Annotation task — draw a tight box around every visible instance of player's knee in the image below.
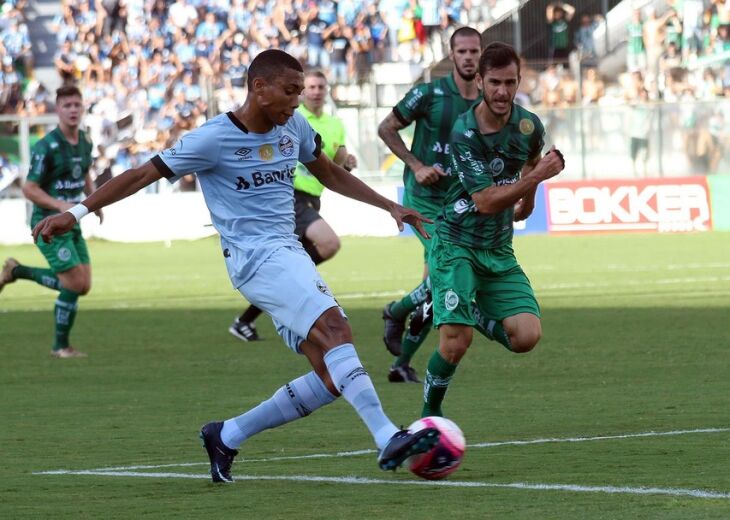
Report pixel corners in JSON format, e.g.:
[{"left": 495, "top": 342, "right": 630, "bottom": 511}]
[
  {"left": 510, "top": 328, "right": 541, "bottom": 353},
  {"left": 310, "top": 308, "right": 353, "bottom": 348},
  {"left": 318, "top": 236, "right": 340, "bottom": 260},
  {"left": 62, "top": 279, "right": 87, "bottom": 295},
  {"left": 439, "top": 327, "right": 472, "bottom": 363},
  {"left": 78, "top": 280, "right": 92, "bottom": 295}
]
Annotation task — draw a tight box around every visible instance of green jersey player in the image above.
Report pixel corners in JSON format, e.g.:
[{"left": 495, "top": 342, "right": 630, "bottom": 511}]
[
  {"left": 378, "top": 26, "right": 482, "bottom": 383},
  {"left": 0, "top": 85, "right": 102, "bottom": 358},
  {"left": 422, "top": 42, "right": 566, "bottom": 417}
]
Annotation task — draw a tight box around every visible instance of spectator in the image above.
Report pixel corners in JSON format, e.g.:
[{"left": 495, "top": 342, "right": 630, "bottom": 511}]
[
  {"left": 0, "top": 56, "right": 22, "bottom": 113},
  {"left": 575, "top": 13, "right": 601, "bottom": 67},
  {"left": 1, "top": 13, "right": 33, "bottom": 74},
  {"left": 581, "top": 67, "right": 605, "bottom": 105},
  {"left": 643, "top": 6, "right": 676, "bottom": 95},
  {"left": 546, "top": 1, "right": 575, "bottom": 64},
  {"left": 626, "top": 8, "right": 646, "bottom": 73},
  {"left": 365, "top": 3, "right": 388, "bottom": 63},
  {"left": 168, "top": 0, "right": 198, "bottom": 30},
  {"left": 54, "top": 39, "right": 78, "bottom": 84},
  {"left": 352, "top": 21, "right": 373, "bottom": 83},
  {"left": 325, "top": 20, "right": 352, "bottom": 85},
  {"left": 628, "top": 87, "right": 653, "bottom": 177},
  {"left": 305, "top": 7, "right": 329, "bottom": 68},
  {"left": 285, "top": 31, "right": 307, "bottom": 65}
]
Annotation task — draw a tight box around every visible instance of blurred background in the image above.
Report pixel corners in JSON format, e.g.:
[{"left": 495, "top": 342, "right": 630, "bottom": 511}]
[{"left": 0, "top": 0, "right": 728, "bottom": 243}]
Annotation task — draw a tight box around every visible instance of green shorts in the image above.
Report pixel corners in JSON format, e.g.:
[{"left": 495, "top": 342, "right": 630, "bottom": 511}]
[
  {"left": 36, "top": 224, "right": 90, "bottom": 273},
  {"left": 402, "top": 190, "right": 444, "bottom": 262},
  {"left": 428, "top": 233, "right": 540, "bottom": 330}
]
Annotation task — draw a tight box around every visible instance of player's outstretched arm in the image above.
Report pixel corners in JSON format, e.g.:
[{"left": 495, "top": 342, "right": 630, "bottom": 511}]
[
  {"left": 32, "top": 161, "right": 164, "bottom": 244},
  {"left": 303, "top": 153, "right": 433, "bottom": 238}
]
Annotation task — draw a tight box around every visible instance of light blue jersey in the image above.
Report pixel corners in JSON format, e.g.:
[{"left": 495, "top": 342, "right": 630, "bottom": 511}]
[{"left": 152, "top": 111, "right": 322, "bottom": 287}]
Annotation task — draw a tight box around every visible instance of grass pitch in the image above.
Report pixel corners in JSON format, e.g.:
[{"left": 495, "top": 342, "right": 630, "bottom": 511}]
[{"left": 1, "top": 232, "right": 729, "bottom": 519}]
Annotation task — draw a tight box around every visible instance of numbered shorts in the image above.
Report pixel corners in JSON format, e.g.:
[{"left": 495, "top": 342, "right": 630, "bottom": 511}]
[
  {"left": 35, "top": 224, "right": 89, "bottom": 273},
  {"left": 238, "top": 243, "right": 343, "bottom": 353},
  {"left": 402, "top": 189, "right": 443, "bottom": 262},
  {"left": 427, "top": 233, "right": 540, "bottom": 329}
]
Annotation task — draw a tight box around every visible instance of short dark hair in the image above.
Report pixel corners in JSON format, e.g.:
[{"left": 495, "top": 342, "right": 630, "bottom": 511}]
[
  {"left": 449, "top": 26, "right": 481, "bottom": 50},
  {"left": 478, "top": 42, "right": 521, "bottom": 78},
  {"left": 56, "top": 85, "right": 82, "bottom": 103},
  {"left": 247, "top": 49, "right": 304, "bottom": 89}
]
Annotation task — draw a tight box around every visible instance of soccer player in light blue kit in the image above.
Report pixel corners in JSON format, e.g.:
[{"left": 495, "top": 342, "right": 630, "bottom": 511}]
[{"left": 33, "top": 50, "right": 439, "bottom": 483}]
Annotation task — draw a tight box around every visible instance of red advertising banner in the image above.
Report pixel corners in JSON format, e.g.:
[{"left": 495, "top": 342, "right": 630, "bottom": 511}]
[{"left": 546, "top": 177, "right": 712, "bottom": 234}]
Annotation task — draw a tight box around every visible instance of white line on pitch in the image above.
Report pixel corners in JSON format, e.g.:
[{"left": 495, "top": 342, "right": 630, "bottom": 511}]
[
  {"left": 44, "top": 426, "right": 730, "bottom": 473},
  {"left": 32, "top": 471, "right": 730, "bottom": 500},
  {"left": 469, "top": 427, "right": 730, "bottom": 448}
]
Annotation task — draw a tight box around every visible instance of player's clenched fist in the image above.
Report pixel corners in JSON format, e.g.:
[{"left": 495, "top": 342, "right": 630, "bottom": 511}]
[
  {"left": 32, "top": 212, "right": 76, "bottom": 244},
  {"left": 538, "top": 146, "right": 566, "bottom": 180}
]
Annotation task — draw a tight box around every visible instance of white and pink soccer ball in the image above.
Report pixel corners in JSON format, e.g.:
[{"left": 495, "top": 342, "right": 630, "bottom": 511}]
[{"left": 407, "top": 416, "right": 466, "bottom": 480}]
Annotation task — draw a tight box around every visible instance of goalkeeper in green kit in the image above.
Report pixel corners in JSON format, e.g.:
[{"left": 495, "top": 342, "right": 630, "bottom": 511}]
[{"left": 422, "top": 42, "right": 565, "bottom": 417}]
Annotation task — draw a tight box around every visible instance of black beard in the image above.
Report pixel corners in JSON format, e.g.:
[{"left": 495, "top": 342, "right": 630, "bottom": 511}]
[
  {"left": 483, "top": 94, "right": 511, "bottom": 117},
  {"left": 456, "top": 69, "right": 477, "bottom": 81}
]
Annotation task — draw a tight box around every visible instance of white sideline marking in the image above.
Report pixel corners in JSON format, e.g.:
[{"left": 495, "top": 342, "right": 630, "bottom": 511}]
[
  {"left": 9, "top": 272, "right": 730, "bottom": 311},
  {"left": 33, "top": 471, "right": 730, "bottom": 500},
  {"left": 469, "top": 427, "right": 730, "bottom": 448},
  {"left": 35, "top": 426, "right": 729, "bottom": 472}
]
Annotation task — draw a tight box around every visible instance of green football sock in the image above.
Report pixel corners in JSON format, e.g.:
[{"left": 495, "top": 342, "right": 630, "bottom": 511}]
[
  {"left": 421, "top": 349, "right": 458, "bottom": 417},
  {"left": 53, "top": 289, "right": 79, "bottom": 351},
  {"left": 12, "top": 265, "right": 62, "bottom": 291},
  {"left": 389, "top": 278, "right": 430, "bottom": 320},
  {"left": 475, "top": 317, "right": 513, "bottom": 351},
  {"left": 395, "top": 318, "right": 432, "bottom": 367}
]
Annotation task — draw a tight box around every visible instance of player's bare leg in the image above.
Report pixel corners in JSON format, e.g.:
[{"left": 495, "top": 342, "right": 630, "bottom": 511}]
[{"left": 304, "top": 218, "right": 340, "bottom": 262}]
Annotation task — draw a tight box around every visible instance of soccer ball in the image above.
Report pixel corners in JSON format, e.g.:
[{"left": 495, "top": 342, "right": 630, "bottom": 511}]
[{"left": 407, "top": 416, "right": 465, "bottom": 480}]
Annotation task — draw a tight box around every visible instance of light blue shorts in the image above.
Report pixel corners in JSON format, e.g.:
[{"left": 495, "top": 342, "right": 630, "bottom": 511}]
[{"left": 237, "top": 243, "right": 342, "bottom": 353}]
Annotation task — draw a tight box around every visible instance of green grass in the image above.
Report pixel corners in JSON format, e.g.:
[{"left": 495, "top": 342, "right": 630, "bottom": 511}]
[{"left": 1, "top": 233, "right": 729, "bottom": 519}]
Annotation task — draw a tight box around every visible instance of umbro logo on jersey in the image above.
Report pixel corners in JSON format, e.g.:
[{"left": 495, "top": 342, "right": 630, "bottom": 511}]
[{"left": 235, "top": 147, "right": 252, "bottom": 160}]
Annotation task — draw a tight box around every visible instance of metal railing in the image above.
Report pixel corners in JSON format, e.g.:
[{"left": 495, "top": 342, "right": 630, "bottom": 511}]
[{"left": 1, "top": 98, "right": 727, "bottom": 200}]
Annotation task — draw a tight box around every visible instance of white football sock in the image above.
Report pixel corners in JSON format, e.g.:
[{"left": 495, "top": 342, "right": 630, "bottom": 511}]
[
  {"left": 323, "top": 344, "right": 398, "bottom": 449},
  {"left": 220, "top": 371, "right": 337, "bottom": 449}
]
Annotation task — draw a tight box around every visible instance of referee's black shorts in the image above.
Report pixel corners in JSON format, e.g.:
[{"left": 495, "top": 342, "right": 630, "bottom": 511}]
[{"left": 294, "top": 189, "right": 322, "bottom": 240}]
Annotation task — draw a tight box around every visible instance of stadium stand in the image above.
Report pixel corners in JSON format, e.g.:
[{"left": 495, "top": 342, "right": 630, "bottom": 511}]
[{"left": 0, "top": 0, "right": 728, "bottom": 194}]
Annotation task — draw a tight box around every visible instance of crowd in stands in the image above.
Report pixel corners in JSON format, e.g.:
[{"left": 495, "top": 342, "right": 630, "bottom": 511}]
[
  {"left": 2, "top": 0, "right": 522, "bottom": 186},
  {"left": 530, "top": 0, "right": 730, "bottom": 108},
  {"left": 1, "top": 0, "right": 729, "bottom": 183},
  {"left": 0, "top": 1, "right": 43, "bottom": 117},
  {"left": 527, "top": 1, "right": 729, "bottom": 174}
]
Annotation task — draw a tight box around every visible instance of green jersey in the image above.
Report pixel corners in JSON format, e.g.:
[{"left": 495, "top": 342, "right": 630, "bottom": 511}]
[
  {"left": 393, "top": 73, "right": 479, "bottom": 205},
  {"left": 438, "top": 103, "right": 545, "bottom": 250},
  {"left": 627, "top": 22, "right": 644, "bottom": 55},
  {"left": 550, "top": 19, "right": 570, "bottom": 50},
  {"left": 27, "top": 127, "right": 93, "bottom": 226},
  {"left": 293, "top": 104, "right": 346, "bottom": 197}
]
